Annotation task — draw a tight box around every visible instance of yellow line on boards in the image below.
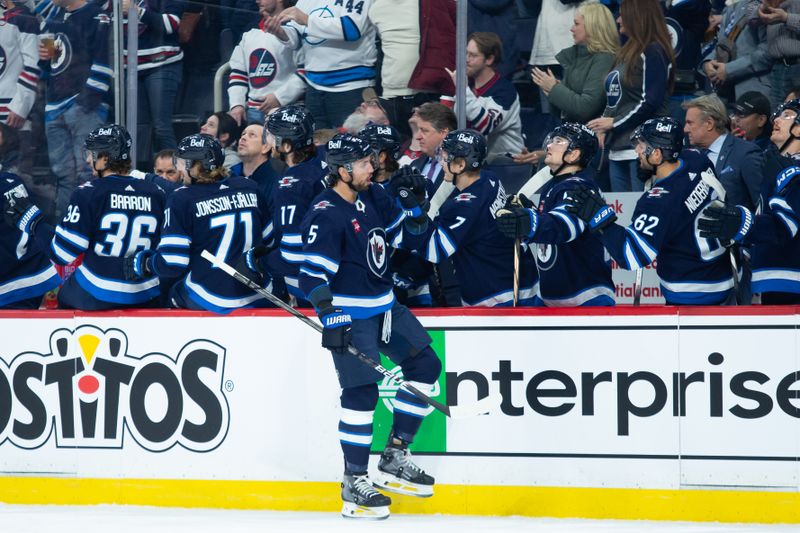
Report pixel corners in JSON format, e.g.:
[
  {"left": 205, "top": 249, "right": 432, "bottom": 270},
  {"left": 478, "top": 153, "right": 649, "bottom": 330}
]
[{"left": 0, "top": 478, "right": 798, "bottom": 523}]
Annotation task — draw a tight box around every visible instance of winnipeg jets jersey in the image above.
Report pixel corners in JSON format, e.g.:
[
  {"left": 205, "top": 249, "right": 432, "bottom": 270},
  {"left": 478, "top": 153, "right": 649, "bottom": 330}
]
[
  {"left": 459, "top": 73, "right": 524, "bottom": 163},
  {"left": 399, "top": 171, "right": 538, "bottom": 306},
  {"left": 526, "top": 170, "right": 614, "bottom": 306},
  {"left": 41, "top": 2, "right": 111, "bottom": 121},
  {"left": 228, "top": 22, "right": 306, "bottom": 110},
  {"left": 0, "top": 173, "right": 61, "bottom": 307},
  {"left": 280, "top": 0, "right": 377, "bottom": 91},
  {"left": 266, "top": 159, "right": 328, "bottom": 298},
  {"left": 0, "top": 5, "right": 39, "bottom": 125},
  {"left": 152, "top": 177, "right": 273, "bottom": 314},
  {"left": 600, "top": 150, "right": 733, "bottom": 305},
  {"left": 50, "top": 175, "right": 165, "bottom": 308},
  {"left": 125, "top": 0, "right": 185, "bottom": 71},
  {"left": 749, "top": 151, "right": 800, "bottom": 295},
  {"left": 298, "top": 185, "right": 404, "bottom": 318}
]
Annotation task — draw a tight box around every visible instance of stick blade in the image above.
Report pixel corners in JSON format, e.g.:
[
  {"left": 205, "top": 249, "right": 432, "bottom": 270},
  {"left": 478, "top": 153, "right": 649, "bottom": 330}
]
[{"left": 446, "top": 393, "right": 502, "bottom": 419}]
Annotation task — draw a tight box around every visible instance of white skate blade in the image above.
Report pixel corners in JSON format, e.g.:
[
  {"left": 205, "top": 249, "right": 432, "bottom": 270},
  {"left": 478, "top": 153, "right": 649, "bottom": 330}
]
[
  {"left": 341, "top": 501, "right": 390, "bottom": 520},
  {"left": 372, "top": 470, "right": 434, "bottom": 498}
]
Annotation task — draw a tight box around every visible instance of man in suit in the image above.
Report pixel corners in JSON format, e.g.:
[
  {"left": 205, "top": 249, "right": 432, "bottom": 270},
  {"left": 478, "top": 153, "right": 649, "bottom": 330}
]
[
  {"left": 410, "top": 102, "right": 457, "bottom": 217},
  {"left": 682, "top": 94, "right": 764, "bottom": 210}
]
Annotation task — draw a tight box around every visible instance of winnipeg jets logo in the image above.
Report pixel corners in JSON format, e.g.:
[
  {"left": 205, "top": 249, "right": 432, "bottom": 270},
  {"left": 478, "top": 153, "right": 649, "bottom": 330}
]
[
  {"left": 366, "top": 228, "right": 387, "bottom": 278},
  {"left": 534, "top": 243, "right": 557, "bottom": 271},
  {"left": 278, "top": 176, "right": 299, "bottom": 188},
  {"left": 647, "top": 187, "right": 669, "bottom": 198},
  {"left": 454, "top": 192, "right": 476, "bottom": 203},
  {"left": 248, "top": 49, "right": 277, "bottom": 88},
  {"left": 313, "top": 200, "right": 333, "bottom": 210},
  {"left": 49, "top": 33, "right": 72, "bottom": 77},
  {"left": 605, "top": 71, "right": 621, "bottom": 108}
]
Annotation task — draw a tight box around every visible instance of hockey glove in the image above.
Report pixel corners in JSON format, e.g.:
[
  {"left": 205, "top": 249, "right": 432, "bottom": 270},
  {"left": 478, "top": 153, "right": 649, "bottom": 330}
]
[
  {"left": 505, "top": 193, "right": 535, "bottom": 210},
  {"left": 317, "top": 301, "right": 353, "bottom": 352},
  {"left": 235, "top": 245, "right": 270, "bottom": 286},
  {"left": 564, "top": 187, "right": 617, "bottom": 233},
  {"left": 396, "top": 187, "right": 427, "bottom": 221},
  {"left": 123, "top": 249, "right": 155, "bottom": 281},
  {"left": 3, "top": 190, "right": 42, "bottom": 234},
  {"left": 698, "top": 200, "right": 753, "bottom": 244},
  {"left": 389, "top": 166, "right": 427, "bottom": 197},
  {"left": 495, "top": 207, "right": 538, "bottom": 240}
]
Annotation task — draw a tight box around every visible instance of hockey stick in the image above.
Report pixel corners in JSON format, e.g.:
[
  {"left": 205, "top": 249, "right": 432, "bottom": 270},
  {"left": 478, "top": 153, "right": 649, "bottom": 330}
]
[
  {"left": 510, "top": 194, "right": 524, "bottom": 307},
  {"left": 201, "top": 250, "right": 500, "bottom": 419}
]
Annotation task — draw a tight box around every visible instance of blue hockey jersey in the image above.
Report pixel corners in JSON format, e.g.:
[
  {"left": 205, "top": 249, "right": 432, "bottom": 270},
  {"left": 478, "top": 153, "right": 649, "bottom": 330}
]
[
  {"left": 124, "top": 0, "right": 185, "bottom": 71},
  {"left": 298, "top": 184, "right": 405, "bottom": 319},
  {"left": 266, "top": 158, "right": 328, "bottom": 298},
  {"left": 748, "top": 150, "right": 800, "bottom": 295},
  {"left": 50, "top": 175, "right": 165, "bottom": 308},
  {"left": 152, "top": 177, "right": 273, "bottom": 314},
  {"left": 0, "top": 173, "right": 61, "bottom": 307},
  {"left": 600, "top": 150, "right": 733, "bottom": 305},
  {"left": 526, "top": 170, "right": 614, "bottom": 307},
  {"left": 40, "top": 2, "right": 111, "bottom": 121},
  {"left": 399, "top": 171, "right": 538, "bottom": 307}
]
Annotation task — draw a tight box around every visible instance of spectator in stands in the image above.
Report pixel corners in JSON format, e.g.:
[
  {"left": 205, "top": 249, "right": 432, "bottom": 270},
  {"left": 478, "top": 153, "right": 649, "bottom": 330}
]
[
  {"left": 40, "top": 0, "right": 111, "bottom": 219},
  {"left": 410, "top": 102, "right": 457, "bottom": 211},
  {"left": 587, "top": 0, "right": 675, "bottom": 192},
  {"left": 759, "top": 0, "right": 800, "bottom": 107},
  {"left": 123, "top": 0, "right": 185, "bottom": 155},
  {"left": 467, "top": 0, "right": 518, "bottom": 79},
  {"left": 200, "top": 112, "right": 243, "bottom": 169},
  {"left": 221, "top": 0, "right": 261, "bottom": 45},
  {"left": 231, "top": 123, "right": 278, "bottom": 200},
  {"left": 153, "top": 149, "right": 179, "bottom": 182},
  {"left": 682, "top": 94, "right": 764, "bottom": 210},
  {"left": 444, "top": 32, "right": 524, "bottom": 164},
  {"left": 369, "top": 0, "right": 452, "bottom": 139},
  {"left": 0, "top": 0, "right": 38, "bottom": 133},
  {"left": 342, "top": 91, "right": 391, "bottom": 133},
  {"left": 786, "top": 85, "right": 800, "bottom": 101},
  {"left": 264, "top": 0, "right": 378, "bottom": 129},
  {"left": 700, "top": 0, "right": 772, "bottom": 106},
  {"left": 529, "top": 0, "right": 584, "bottom": 114},
  {"left": 228, "top": 0, "right": 306, "bottom": 127},
  {"left": 534, "top": 3, "right": 618, "bottom": 125},
  {"left": 731, "top": 91, "right": 773, "bottom": 150}
]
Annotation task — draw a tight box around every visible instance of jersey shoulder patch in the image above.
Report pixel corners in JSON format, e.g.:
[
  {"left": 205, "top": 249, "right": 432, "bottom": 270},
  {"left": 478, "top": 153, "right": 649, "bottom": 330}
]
[
  {"left": 278, "top": 176, "right": 300, "bottom": 189},
  {"left": 312, "top": 199, "right": 335, "bottom": 211},
  {"left": 453, "top": 192, "right": 477, "bottom": 203},
  {"left": 647, "top": 186, "right": 670, "bottom": 198}
]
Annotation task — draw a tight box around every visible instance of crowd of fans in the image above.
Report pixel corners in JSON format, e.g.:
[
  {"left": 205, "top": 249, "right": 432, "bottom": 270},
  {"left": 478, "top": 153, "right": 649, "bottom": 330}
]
[{"left": 2, "top": 0, "right": 800, "bottom": 311}]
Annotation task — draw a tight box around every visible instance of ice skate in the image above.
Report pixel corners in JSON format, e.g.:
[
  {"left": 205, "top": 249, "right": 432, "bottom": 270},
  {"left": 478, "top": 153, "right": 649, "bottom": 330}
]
[
  {"left": 341, "top": 473, "right": 391, "bottom": 519},
  {"left": 373, "top": 441, "right": 435, "bottom": 497}
]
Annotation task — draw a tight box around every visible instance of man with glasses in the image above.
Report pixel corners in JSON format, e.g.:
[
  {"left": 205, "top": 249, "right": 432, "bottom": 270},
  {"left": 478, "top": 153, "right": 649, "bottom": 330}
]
[{"left": 698, "top": 99, "right": 800, "bottom": 304}]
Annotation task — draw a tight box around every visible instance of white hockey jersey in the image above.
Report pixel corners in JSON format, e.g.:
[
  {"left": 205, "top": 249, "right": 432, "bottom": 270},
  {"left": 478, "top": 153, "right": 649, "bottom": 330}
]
[
  {"left": 281, "top": 0, "right": 377, "bottom": 92},
  {"left": 0, "top": 5, "right": 39, "bottom": 126},
  {"left": 455, "top": 72, "right": 524, "bottom": 163},
  {"left": 228, "top": 21, "right": 306, "bottom": 111}
]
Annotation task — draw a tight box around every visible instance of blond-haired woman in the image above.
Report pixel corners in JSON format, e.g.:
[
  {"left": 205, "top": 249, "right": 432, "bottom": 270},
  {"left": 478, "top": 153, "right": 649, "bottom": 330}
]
[{"left": 533, "top": 2, "right": 620, "bottom": 123}]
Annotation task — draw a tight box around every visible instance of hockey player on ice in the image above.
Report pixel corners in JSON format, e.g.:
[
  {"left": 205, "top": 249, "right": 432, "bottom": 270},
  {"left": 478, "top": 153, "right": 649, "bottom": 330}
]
[
  {"left": 298, "top": 134, "right": 441, "bottom": 519},
  {"left": 566, "top": 117, "right": 735, "bottom": 305},
  {"left": 495, "top": 123, "right": 614, "bottom": 307}
]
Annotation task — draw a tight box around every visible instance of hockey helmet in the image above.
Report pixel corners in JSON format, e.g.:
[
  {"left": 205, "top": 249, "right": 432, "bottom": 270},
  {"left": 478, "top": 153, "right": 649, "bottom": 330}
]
[
  {"left": 177, "top": 133, "right": 225, "bottom": 172},
  {"left": 84, "top": 124, "right": 132, "bottom": 163},
  {"left": 772, "top": 99, "right": 800, "bottom": 125},
  {"left": 543, "top": 122, "right": 598, "bottom": 167},
  {"left": 359, "top": 124, "right": 402, "bottom": 161},
  {"left": 441, "top": 129, "right": 487, "bottom": 170},
  {"left": 266, "top": 105, "right": 315, "bottom": 150},
  {"left": 630, "top": 117, "right": 683, "bottom": 162},
  {"left": 326, "top": 133, "right": 373, "bottom": 173}
]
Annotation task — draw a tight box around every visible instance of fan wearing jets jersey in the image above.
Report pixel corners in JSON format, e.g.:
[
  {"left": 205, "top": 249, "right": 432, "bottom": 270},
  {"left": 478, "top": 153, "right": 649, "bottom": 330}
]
[
  {"left": 495, "top": 123, "right": 614, "bottom": 307},
  {"left": 395, "top": 128, "right": 538, "bottom": 306},
  {"left": 2, "top": 125, "right": 166, "bottom": 310},
  {"left": 124, "top": 134, "right": 273, "bottom": 313},
  {"left": 298, "top": 134, "right": 441, "bottom": 519},
  {"left": 566, "top": 117, "right": 735, "bottom": 305}
]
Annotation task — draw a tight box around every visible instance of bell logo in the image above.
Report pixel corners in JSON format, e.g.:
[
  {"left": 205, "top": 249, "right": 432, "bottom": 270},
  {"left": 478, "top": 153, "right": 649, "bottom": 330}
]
[
  {"left": 655, "top": 122, "right": 673, "bottom": 133},
  {"left": 328, "top": 140, "right": 342, "bottom": 150},
  {"left": 189, "top": 137, "right": 205, "bottom": 148},
  {"left": 376, "top": 126, "right": 391, "bottom": 135},
  {"left": 282, "top": 112, "right": 300, "bottom": 123},
  {"left": 0, "top": 326, "right": 230, "bottom": 452},
  {"left": 98, "top": 127, "right": 113, "bottom": 136},
  {"left": 457, "top": 133, "right": 474, "bottom": 143}
]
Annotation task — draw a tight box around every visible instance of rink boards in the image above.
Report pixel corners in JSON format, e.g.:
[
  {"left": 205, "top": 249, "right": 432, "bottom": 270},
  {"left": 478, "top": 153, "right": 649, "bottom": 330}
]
[{"left": 0, "top": 307, "right": 798, "bottom": 523}]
